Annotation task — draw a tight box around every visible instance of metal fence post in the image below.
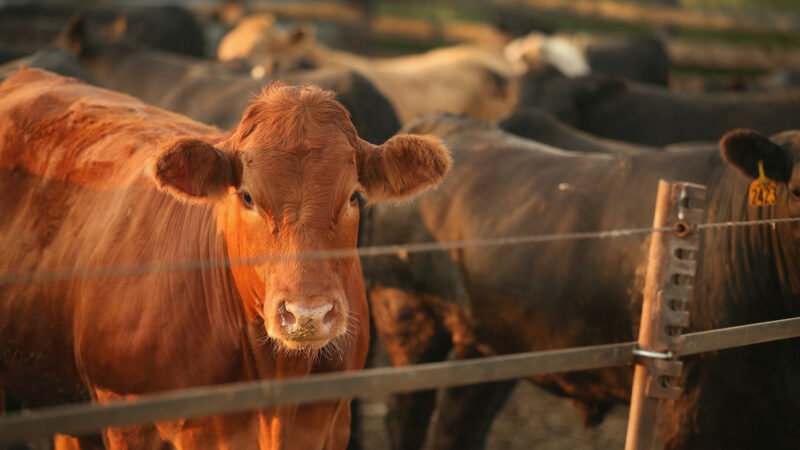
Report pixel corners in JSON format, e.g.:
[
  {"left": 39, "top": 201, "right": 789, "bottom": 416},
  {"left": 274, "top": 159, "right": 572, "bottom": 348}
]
[{"left": 624, "top": 180, "right": 706, "bottom": 450}]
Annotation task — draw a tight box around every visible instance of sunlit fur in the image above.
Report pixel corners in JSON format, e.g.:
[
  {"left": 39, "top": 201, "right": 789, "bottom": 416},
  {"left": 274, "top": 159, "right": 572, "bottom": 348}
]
[
  {"left": 0, "top": 69, "right": 450, "bottom": 449},
  {"left": 216, "top": 19, "right": 517, "bottom": 124},
  {"left": 213, "top": 83, "right": 363, "bottom": 353}
]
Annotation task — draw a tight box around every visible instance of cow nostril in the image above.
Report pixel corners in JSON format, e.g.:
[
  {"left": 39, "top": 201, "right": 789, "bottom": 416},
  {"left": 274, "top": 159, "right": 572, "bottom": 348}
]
[
  {"left": 323, "top": 304, "right": 336, "bottom": 326},
  {"left": 278, "top": 301, "right": 296, "bottom": 327}
]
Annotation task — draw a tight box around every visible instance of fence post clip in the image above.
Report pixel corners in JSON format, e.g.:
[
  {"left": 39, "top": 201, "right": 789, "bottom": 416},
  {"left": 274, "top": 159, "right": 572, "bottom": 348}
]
[{"left": 625, "top": 180, "right": 706, "bottom": 450}]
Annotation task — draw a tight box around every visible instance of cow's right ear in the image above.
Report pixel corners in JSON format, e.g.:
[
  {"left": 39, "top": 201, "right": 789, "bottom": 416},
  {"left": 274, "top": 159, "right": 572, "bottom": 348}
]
[
  {"left": 720, "top": 129, "right": 793, "bottom": 183},
  {"left": 150, "top": 137, "right": 241, "bottom": 203}
]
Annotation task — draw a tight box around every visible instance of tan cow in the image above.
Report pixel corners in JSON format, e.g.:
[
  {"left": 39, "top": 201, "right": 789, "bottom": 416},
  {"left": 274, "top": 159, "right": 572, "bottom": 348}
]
[
  {"left": 217, "top": 14, "right": 516, "bottom": 124},
  {"left": 0, "top": 68, "right": 450, "bottom": 449}
]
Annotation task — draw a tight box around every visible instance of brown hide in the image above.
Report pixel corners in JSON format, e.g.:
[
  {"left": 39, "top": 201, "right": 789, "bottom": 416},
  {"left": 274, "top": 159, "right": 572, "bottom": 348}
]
[
  {"left": 0, "top": 69, "right": 449, "bottom": 449},
  {"left": 217, "top": 16, "right": 516, "bottom": 124}
]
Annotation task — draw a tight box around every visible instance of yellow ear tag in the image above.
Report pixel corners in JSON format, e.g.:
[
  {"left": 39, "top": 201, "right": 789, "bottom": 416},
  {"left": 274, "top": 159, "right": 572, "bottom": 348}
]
[{"left": 748, "top": 160, "right": 777, "bottom": 207}]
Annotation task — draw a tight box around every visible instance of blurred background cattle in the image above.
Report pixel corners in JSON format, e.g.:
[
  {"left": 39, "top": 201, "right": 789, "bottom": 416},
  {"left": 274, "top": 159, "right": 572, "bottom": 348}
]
[{"left": 3, "top": 0, "right": 800, "bottom": 449}]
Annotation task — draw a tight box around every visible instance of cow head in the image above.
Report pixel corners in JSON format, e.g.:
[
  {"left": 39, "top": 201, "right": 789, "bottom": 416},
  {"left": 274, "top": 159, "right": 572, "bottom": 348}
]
[
  {"left": 217, "top": 14, "right": 318, "bottom": 76},
  {"left": 150, "top": 83, "right": 450, "bottom": 352},
  {"left": 720, "top": 129, "right": 800, "bottom": 216}
]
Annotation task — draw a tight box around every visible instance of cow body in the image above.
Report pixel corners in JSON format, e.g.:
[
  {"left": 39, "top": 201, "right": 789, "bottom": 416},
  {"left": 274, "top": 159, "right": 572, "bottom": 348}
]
[
  {"left": 0, "top": 68, "right": 449, "bottom": 449},
  {"left": 0, "top": 4, "right": 206, "bottom": 60},
  {"left": 498, "top": 107, "right": 716, "bottom": 156},
  {"left": 360, "top": 114, "right": 800, "bottom": 449},
  {"left": 0, "top": 48, "right": 99, "bottom": 84},
  {"left": 499, "top": 107, "right": 660, "bottom": 156},
  {"left": 65, "top": 32, "right": 400, "bottom": 144},
  {"left": 217, "top": 16, "right": 516, "bottom": 124},
  {"left": 518, "top": 66, "right": 800, "bottom": 146},
  {"left": 505, "top": 33, "right": 669, "bottom": 85}
]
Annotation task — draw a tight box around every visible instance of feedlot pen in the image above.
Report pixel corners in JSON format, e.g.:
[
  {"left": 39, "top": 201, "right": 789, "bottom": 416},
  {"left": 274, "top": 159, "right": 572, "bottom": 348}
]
[{"left": 2, "top": 179, "right": 800, "bottom": 449}]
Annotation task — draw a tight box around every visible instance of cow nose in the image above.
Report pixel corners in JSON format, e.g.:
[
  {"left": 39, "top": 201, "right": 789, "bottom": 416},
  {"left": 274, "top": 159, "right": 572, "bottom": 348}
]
[
  {"left": 279, "top": 301, "right": 334, "bottom": 326},
  {"left": 278, "top": 300, "right": 336, "bottom": 339}
]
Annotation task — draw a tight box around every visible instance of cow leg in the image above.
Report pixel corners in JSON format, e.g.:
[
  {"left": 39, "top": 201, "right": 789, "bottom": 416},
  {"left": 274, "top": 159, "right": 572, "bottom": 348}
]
[
  {"left": 428, "top": 347, "right": 517, "bottom": 450},
  {"left": 569, "top": 398, "right": 614, "bottom": 427},
  {"left": 347, "top": 318, "right": 382, "bottom": 450},
  {"left": 92, "top": 389, "right": 171, "bottom": 450},
  {"left": 1, "top": 384, "right": 38, "bottom": 450},
  {"left": 369, "top": 286, "right": 453, "bottom": 450},
  {"left": 323, "top": 400, "right": 352, "bottom": 450},
  {"left": 102, "top": 422, "right": 171, "bottom": 450},
  {"left": 0, "top": 383, "right": 22, "bottom": 415},
  {"left": 346, "top": 398, "right": 362, "bottom": 450},
  {"left": 53, "top": 434, "right": 104, "bottom": 450}
]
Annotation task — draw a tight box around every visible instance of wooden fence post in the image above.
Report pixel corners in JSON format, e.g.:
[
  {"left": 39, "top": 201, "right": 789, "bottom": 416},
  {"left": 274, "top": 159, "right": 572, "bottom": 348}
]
[{"left": 624, "top": 180, "right": 706, "bottom": 450}]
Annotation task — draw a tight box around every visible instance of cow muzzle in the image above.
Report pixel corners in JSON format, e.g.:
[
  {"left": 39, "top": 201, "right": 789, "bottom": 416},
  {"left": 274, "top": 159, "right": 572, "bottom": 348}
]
[{"left": 267, "top": 294, "right": 346, "bottom": 350}]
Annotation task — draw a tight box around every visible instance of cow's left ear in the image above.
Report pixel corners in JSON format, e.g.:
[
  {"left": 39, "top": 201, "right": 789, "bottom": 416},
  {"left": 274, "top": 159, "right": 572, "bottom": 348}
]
[
  {"left": 150, "top": 137, "right": 241, "bottom": 203},
  {"left": 720, "top": 129, "right": 794, "bottom": 183},
  {"left": 356, "top": 134, "right": 451, "bottom": 203},
  {"left": 52, "top": 13, "right": 86, "bottom": 56}
]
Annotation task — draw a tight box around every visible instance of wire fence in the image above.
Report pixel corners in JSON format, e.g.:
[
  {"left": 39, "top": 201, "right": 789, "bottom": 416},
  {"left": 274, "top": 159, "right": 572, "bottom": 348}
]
[
  {"left": 2, "top": 316, "right": 800, "bottom": 444},
  {"left": 2, "top": 217, "right": 800, "bottom": 285},
  {"left": 2, "top": 214, "right": 800, "bottom": 445}
]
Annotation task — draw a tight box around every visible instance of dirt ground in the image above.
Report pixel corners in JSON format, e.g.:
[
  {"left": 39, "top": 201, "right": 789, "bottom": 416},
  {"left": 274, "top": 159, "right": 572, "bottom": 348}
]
[{"left": 358, "top": 380, "right": 629, "bottom": 449}]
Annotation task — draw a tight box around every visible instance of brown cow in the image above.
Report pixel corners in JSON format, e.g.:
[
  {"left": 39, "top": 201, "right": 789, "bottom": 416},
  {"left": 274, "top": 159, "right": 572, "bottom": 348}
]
[
  {"left": 56, "top": 16, "right": 401, "bottom": 145},
  {"left": 0, "top": 68, "right": 450, "bottom": 449},
  {"left": 217, "top": 15, "right": 516, "bottom": 124}
]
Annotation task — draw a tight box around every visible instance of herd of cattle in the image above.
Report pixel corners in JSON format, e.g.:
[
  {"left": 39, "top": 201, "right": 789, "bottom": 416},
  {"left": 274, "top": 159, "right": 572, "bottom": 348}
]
[{"left": 1, "top": 3, "right": 799, "bottom": 450}]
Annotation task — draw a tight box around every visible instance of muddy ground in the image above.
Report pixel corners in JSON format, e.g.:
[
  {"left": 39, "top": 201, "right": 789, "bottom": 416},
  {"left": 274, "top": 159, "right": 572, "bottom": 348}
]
[{"left": 358, "top": 377, "right": 629, "bottom": 449}]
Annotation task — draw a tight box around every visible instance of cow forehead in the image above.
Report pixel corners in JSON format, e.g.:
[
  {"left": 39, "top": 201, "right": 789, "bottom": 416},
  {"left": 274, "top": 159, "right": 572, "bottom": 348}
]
[
  {"left": 226, "top": 83, "right": 361, "bottom": 204},
  {"left": 239, "top": 134, "right": 358, "bottom": 213},
  {"left": 242, "top": 136, "right": 356, "bottom": 186},
  {"left": 234, "top": 82, "right": 358, "bottom": 146}
]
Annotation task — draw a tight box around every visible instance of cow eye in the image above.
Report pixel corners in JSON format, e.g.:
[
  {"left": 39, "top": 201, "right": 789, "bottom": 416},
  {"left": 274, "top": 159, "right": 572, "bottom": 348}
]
[
  {"left": 240, "top": 191, "right": 255, "bottom": 208},
  {"left": 791, "top": 188, "right": 800, "bottom": 199},
  {"left": 349, "top": 191, "right": 360, "bottom": 204}
]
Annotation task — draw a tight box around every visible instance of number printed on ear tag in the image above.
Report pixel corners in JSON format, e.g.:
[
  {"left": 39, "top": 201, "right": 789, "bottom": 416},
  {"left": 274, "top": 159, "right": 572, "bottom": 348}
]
[{"left": 749, "top": 160, "right": 777, "bottom": 207}]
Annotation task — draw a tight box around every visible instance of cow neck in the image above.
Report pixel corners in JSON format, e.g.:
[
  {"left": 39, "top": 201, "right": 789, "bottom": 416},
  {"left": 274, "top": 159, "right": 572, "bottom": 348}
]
[
  {"left": 213, "top": 206, "right": 325, "bottom": 380},
  {"left": 698, "top": 169, "right": 800, "bottom": 328},
  {"left": 161, "top": 198, "right": 248, "bottom": 351},
  {"left": 182, "top": 201, "right": 245, "bottom": 328},
  {"left": 685, "top": 168, "right": 800, "bottom": 421},
  {"left": 176, "top": 202, "right": 322, "bottom": 383}
]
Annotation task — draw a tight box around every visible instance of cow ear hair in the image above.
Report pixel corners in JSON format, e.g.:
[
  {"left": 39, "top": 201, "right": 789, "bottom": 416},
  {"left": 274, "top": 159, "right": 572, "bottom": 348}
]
[
  {"left": 107, "top": 15, "right": 128, "bottom": 40},
  {"left": 720, "top": 129, "right": 793, "bottom": 183},
  {"left": 287, "top": 23, "right": 314, "bottom": 46},
  {"left": 52, "top": 13, "right": 87, "bottom": 56},
  {"left": 150, "top": 137, "right": 241, "bottom": 203},
  {"left": 356, "top": 134, "right": 451, "bottom": 203}
]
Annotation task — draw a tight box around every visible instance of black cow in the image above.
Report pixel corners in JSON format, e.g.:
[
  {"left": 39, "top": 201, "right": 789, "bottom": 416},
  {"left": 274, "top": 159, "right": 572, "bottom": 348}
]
[
  {"left": 506, "top": 33, "right": 669, "bottom": 86},
  {"left": 359, "top": 113, "right": 800, "bottom": 449},
  {"left": 0, "top": 48, "right": 98, "bottom": 84},
  {"left": 584, "top": 36, "right": 670, "bottom": 86},
  {"left": 0, "top": 5, "right": 206, "bottom": 59},
  {"left": 498, "top": 107, "right": 716, "bottom": 156},
  {"left": 517, "top": 64, "right": 800, "bottom": 146},
  {"left": 67, "top": 35, "right": 399, "bottom": 145}
]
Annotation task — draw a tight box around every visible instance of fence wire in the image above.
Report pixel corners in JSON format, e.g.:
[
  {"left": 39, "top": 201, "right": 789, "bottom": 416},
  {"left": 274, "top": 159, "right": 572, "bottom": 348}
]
[{"left": 2, "top": 217, "right": 799, "bottom": 285}]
